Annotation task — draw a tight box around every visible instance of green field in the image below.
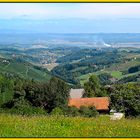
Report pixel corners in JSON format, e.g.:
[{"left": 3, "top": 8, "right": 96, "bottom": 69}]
[
  {"left": 111, "top": 71, "right": 123, "bottom": 78},
  {"left": 0, "top": 114, "right": 140, "bottom": 137},
  {"left": 0, "top": 59, "right": 51, "bottom": 82}
]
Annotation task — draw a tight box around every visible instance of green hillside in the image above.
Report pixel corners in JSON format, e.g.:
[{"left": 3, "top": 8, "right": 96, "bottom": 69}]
[
  {"left": 78, "top": 59, "right": 140, "bottom": 85},
  {"left": 0, "top": 58, "right": 51, "bottom": 82}
]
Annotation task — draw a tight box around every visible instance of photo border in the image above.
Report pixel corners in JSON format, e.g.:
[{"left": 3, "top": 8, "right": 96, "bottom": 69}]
[
  {"left": 1, "top": 0, "right": 140, "bottom": 2},
  {"left": 0, "top": 1, "right": 139, "bottom": 140}
]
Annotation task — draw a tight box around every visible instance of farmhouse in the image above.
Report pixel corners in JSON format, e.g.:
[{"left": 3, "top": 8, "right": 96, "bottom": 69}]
[
  {"left": 69, "top": 88, "right": 85, "bottom": 98},
  {"left": 68, "top": 97, "right": 110, "bottom": 113}
]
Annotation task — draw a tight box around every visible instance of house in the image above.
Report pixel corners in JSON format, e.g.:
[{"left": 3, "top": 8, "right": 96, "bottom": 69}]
[
  {"left": 68, "top": 97, "right": 110, "bottom": 113},
  {"left": 69, "top": 88, "right": 85, "bottom": 98}
]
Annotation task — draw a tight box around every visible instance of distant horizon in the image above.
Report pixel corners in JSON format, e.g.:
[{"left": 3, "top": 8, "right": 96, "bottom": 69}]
[{"left": 0, "top": 3, "right": 140, "bottom": 33}]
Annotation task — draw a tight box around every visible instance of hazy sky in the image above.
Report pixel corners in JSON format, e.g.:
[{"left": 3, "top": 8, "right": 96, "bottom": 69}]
[{"left": 0, "top": 3, "right": 140, "bottom": 33}]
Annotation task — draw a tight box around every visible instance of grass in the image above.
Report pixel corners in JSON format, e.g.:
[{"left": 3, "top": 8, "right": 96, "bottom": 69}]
[
  {"left": 111, "top": 71, "right": 123, "bottom": 79},
  {"left": 0, "top": 114, "right": 139, "bottom": 137}
]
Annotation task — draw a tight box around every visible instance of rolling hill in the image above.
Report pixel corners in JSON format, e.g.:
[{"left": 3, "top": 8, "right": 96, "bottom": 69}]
[{"left": 0, "top": 57, "right": 51, "bottom": 82}]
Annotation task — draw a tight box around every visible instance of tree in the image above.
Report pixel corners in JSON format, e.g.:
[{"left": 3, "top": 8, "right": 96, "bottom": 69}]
[
  {"left": 98, "top": 73, "right": 112, "bottom": 85},
  {"left": 46, "top": 77, "right": 70, "bottom": 112},
  {"left": 128, "top": 65, "right": 140, "bottom": 74},
  {"left": 83, "top": 75, "right": 104, "bottom": 97},
  {"left": 110, "top": 83, "right": 140, "bottom": 117}
]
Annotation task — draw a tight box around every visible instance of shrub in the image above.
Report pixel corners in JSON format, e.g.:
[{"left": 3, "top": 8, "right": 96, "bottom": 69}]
[
  {"left": 88, "top": 106, "right": 99, "bottom": 117},
  {"left": 2, "top": 97, "right": 47, "bottom": 115},
  {"left": 66, "top": 106, "right": 80, "bottom": 117},
  {"left": 79, "top": 106, "right": 99, "bottom": 117},
  {"left": 51, "top": 107, "right": 64, "bottom": 116},
  {"left": 31, "top": 107, "right": 48, "bottom": 115}
]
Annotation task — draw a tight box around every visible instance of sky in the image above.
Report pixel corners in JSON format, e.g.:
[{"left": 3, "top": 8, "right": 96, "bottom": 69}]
[{"left": 0, "top": 3, "right": 140, "bottom": 33}]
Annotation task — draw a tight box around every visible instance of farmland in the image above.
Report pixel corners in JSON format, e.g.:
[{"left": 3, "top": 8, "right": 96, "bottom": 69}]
[
  {"left": 0, "top": 114, "right": 139, "bottom": 137},
  {"left": 0, "top": 58, "right": 51, "bottom": 82}
]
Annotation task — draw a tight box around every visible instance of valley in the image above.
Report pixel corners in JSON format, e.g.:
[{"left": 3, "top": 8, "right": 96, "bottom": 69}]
[{"left": 1, "top": 33, "right": 140, "bottom": 86}]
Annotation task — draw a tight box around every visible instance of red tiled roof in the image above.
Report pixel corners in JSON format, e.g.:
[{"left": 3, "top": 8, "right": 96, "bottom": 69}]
[{"left": 68, "top": 97, "right": 109, "bottom": 110}]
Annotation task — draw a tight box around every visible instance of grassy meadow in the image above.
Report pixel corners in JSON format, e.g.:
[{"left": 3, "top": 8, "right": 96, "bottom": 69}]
[{"left": 0, "top": 114, "right": 140, "bottom": 137}]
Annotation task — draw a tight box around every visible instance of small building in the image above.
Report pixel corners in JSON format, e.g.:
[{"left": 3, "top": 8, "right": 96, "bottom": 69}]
[
  {"left": 69, "top": 88, "right": 85, "bottom": 99},
  {"left": 110, "top": 113, "right": 124, "bottom": 120},
  {"left": 68, "top": 97, "right": 110, "bottom": 114}
]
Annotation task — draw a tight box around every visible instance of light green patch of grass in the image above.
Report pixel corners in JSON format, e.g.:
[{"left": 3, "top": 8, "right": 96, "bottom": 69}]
[
  {"left": 0, "top": 114, "right": 139, "bottom": 137},
  {"left": 111, "top": 71, "right": 122, "bottom": 79}
]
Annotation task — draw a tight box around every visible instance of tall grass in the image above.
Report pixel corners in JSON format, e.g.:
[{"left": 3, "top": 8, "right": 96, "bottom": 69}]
[{"left": 0, "top": 114, "right": 139, "bottom": 137}]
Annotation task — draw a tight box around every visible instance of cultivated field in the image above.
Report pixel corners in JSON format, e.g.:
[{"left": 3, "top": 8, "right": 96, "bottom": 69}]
[{"left": 0, "top": 114, "right": 140, "bottom": 137}]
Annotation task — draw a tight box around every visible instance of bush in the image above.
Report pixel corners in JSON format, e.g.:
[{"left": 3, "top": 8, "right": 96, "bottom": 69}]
[
  {"left": 2, "top": 98, "right": 47, "bottom": 115},
  {"left": 0, "top": 106, "right": 47, "bottom": 116},
  {"left": 88, "top": 106, "right": 99, "bottom": 117},
  {"left": 79, "top": 106, "right": 99, "bottom": 117},
  {"left": 65, "top": 106, "right": 80, "bottom": 117},
  {"left": 51, "top": 107, "right": 64, "bottom": 116},
  {"left": 65, "top": 106, "right": 99, "bottom": 118},
  {"left": 31, "top": 107, "right": 48, "bottom": 115}
]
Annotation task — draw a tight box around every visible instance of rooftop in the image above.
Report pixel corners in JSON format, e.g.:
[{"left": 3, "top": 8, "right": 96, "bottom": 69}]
[
  {"left": 68, "top": 97, "right": 109, "bottom": 110},
  {"left": 69, "top": 88, "right": 85, "bottom": 98}
]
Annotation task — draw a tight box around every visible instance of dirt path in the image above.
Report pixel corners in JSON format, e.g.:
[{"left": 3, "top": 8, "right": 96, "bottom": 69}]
[{"left": 26, "top": 66, "right": 29, "bottom": 76}]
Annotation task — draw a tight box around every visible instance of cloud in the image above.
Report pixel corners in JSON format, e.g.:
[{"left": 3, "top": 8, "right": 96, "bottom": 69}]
[{"left": 0, "top": 3, "right": 140, "bottom": 20}]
